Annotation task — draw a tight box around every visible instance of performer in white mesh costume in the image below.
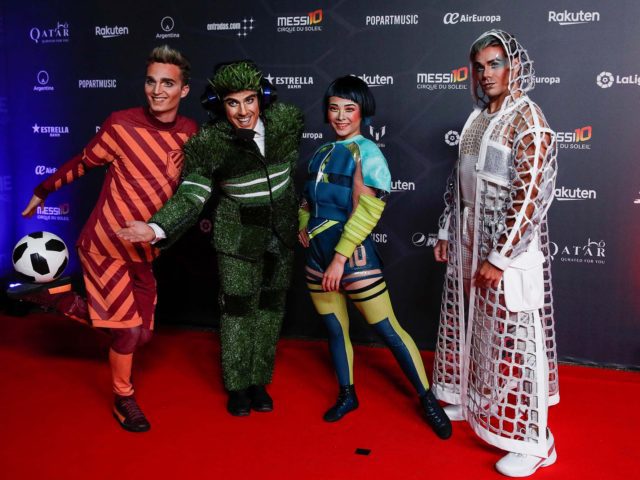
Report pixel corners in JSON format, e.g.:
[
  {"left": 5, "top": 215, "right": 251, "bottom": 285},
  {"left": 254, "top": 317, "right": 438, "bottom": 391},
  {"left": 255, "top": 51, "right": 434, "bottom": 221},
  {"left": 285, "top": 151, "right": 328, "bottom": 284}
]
[{"left": 432, "top": 30, "right": 559, "bottom": 477}]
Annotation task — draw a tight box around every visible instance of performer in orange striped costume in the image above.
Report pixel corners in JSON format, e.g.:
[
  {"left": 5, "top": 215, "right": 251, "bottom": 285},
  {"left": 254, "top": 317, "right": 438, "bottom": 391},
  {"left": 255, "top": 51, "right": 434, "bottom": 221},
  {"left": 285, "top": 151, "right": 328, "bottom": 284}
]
[{"left": 8, "top": 45, "right": 197, "bottom": 432}]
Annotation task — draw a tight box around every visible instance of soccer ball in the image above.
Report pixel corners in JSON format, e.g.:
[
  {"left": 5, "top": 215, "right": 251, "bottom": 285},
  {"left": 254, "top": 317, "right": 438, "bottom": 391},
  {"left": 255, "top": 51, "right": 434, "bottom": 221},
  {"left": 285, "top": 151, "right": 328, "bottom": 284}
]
[{"left": 12, "top": 231, "right": 69, "bottom": 283}]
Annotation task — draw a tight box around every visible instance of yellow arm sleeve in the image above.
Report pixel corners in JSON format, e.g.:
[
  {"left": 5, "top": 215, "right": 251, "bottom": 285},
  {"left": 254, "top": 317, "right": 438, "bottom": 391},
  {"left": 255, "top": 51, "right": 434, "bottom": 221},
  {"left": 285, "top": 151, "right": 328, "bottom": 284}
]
[{"left": 334, "top": 194, "right": 385, "bottom": 258}]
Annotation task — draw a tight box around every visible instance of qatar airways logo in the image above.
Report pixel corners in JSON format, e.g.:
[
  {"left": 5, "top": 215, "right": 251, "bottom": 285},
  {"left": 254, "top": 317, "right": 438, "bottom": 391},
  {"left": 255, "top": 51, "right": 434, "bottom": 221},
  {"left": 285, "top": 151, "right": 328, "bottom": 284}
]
[
  {"left": 554, "top": 186, "right": 597, "bottom": 202},
  {"left": 556, "top": 126, "right": 592, "bottom": 150},
  {"left": 277, "top": 9, "right": 323, "bottom": 33},
  {"left": 443, "top": 13, "right": 500, "bottom": 25},
  {"left": 596, "top": 71, "right": 640, "bottom": 89},
  {"left": 417, "top": 67, "right": 468, "bottom": 91},
  {"left": 29, "top": 22, "right": 70, "bottom": 44},
  {"left": 549, "top": 238, "right": 606, "bottom": 265},
  {"left": 548, "top": 10, "right": 600, "bottom": 25},
  {"left": 263, "top": 73, "right": 314, "bottom": 90}
]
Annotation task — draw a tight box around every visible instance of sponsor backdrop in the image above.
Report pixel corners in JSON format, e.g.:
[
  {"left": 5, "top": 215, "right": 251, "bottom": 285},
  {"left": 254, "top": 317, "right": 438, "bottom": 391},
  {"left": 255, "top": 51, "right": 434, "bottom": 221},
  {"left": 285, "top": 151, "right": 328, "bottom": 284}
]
[{"left": 1, "top": 0, "right": 639, "bottom": 368}]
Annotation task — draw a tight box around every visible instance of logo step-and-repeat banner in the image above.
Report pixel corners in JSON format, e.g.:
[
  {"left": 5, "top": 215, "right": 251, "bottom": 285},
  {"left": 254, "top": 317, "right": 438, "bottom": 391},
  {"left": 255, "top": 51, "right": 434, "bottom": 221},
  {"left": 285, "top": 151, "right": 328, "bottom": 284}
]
[{"left": 1, "top": 0, "right": 639, "bottom": 368}]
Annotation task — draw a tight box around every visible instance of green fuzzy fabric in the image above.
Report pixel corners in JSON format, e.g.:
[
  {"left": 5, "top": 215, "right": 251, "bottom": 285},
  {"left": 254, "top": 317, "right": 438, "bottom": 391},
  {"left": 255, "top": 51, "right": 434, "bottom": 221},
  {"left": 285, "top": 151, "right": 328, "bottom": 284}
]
[
  {"left": 150, "top": 102, "right": 303, "bottom": 390},
  {"left": 210, "top": 61, "right": 262, "bottom": 95}
]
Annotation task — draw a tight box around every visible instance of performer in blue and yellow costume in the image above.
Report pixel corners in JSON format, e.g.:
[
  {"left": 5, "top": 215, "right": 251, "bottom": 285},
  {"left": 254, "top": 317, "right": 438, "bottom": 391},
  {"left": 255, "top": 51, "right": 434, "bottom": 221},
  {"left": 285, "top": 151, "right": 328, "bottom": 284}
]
[{"left": 298, "top": 76, "right": 451, "bottom": 439}]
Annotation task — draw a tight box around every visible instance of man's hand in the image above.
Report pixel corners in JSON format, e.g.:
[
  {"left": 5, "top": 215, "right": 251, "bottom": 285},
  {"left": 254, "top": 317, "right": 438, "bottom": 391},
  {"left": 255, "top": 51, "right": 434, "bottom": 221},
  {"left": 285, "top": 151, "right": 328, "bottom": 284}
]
[
  {"left": 298, "top": 228, "right": 310, "bottom": 248},
  {"left": 322, "top": 254, "right": 347, "bottom": 292},
  {"left": 475, "top": 260, "right": 504, "bottom": 289},
  {"left": 117, "top": 221, "right": 156, "bottom": 243},
  {"left": 22, "top": 195, "right": 45, "bottom": 218},
  {"left": 434, "top": 239, "right": 448, "bottom": 262}
]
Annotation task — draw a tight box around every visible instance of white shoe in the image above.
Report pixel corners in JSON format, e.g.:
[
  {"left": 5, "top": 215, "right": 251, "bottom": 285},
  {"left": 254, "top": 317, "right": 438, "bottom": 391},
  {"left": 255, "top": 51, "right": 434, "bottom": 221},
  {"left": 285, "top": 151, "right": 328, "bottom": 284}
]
[
  {"left": 443, "top": 404, "right": 464, "bottom": 421},
  {"left": 495, "top": 431, "right": 557, "bottom": 477}
]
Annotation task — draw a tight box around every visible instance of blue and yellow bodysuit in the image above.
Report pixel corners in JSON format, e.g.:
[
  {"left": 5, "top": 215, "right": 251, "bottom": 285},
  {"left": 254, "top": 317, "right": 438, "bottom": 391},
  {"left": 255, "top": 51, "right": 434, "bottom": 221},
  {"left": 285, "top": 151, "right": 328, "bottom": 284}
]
[{"left": 302, "top": 134, "right": 430, "bottom": 395}]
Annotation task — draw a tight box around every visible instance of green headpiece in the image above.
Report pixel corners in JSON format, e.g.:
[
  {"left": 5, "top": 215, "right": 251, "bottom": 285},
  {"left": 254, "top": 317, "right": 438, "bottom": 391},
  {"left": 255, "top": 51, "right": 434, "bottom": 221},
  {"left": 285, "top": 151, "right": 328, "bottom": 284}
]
[{"left": 210, "top": 61, "right": 262, "bottom": 96}]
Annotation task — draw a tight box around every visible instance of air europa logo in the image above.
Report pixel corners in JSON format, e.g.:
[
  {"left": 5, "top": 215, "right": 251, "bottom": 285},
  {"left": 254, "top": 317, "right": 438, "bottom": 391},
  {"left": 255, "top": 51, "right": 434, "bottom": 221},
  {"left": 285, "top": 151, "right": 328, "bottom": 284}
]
[
  {"left": 443, "top": 13, "right": 500, "bottom": 25},
  {"left": 277, "top": 9, "right": 323, "bottom": 33},
  {"left": 417, "top": 67, "right": 468, "bottom": 91}
]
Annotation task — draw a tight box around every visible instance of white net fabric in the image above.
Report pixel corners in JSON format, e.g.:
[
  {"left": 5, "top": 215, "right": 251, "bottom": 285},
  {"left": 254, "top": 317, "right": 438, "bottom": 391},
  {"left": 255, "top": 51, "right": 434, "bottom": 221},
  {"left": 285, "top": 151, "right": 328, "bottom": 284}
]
[{"left": 433, "top": 30, "right": 559, "bottom": 456}]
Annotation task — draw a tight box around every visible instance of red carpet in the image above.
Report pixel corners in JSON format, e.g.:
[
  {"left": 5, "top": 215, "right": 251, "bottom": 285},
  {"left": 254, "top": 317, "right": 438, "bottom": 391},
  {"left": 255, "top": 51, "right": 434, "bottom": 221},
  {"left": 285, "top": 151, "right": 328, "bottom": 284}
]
[{"left": 0, "top": 312, "right": 638, "bottom": 479}]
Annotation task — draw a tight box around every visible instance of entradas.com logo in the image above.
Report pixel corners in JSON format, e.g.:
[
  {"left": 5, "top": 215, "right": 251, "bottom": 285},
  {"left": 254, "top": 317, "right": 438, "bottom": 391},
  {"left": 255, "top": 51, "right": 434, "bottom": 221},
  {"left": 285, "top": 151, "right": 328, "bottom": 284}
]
[
  {"left": 443, "top": 13, "right": 500, "bottom": 25},
  {"left": 548, "top": 10, "right": 600, "bottom": 25},
  {"left": 445, "top": 130, "right": 460, "bottom": 146},
  {"left": 30, "top": 22, "right": 70, "bottom": 44},
  {"left": 206, "top": 17, "right": 255, "bottom": 38},
  {"left": 556, "top": 125, "right": 592, "bottom": 150},
  {"left": 277, "top": 9, "right": 323, "bottom": 33},
  {"left": 417, "top": 67, "right": 468, "bottom": 91},
  {"left": 549, "top": 238, "right": 606, "bottom": 265},
  {"left": 32, "top": 124, "right": 69, "bottom": 138},
  {"left": 596, "top": 71, "right": 640, "bottom": 89},
  {"left": 264, "top": 73, "right": 314, "bottom": 89}
]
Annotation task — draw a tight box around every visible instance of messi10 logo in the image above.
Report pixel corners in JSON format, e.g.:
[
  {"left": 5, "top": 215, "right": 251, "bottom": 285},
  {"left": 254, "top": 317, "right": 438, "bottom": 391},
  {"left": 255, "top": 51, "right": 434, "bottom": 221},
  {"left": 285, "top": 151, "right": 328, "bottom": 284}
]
[{"left": 556, "top": 126, "right": 592, "bottom": 143}]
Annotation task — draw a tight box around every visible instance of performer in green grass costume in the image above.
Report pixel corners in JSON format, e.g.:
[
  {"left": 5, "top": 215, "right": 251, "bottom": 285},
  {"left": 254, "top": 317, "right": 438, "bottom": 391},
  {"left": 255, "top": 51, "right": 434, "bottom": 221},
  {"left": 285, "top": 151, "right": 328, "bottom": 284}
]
[{"left": 118, "top": 61, "right": 304, "bottom": 416}]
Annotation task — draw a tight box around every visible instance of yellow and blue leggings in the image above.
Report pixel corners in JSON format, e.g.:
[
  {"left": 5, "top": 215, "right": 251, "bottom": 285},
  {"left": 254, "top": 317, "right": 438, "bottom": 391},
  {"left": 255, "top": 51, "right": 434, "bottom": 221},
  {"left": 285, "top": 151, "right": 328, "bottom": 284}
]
[{"left": 305, "top": 229, "right": 429, "bottom": 393}]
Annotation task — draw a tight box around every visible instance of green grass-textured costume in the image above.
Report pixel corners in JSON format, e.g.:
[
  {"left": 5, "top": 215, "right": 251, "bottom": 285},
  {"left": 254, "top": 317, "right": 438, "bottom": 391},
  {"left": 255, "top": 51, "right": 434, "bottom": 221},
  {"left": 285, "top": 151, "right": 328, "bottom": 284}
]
[{"left": 150, "top": 63, "right": 304, "bottom": 391}]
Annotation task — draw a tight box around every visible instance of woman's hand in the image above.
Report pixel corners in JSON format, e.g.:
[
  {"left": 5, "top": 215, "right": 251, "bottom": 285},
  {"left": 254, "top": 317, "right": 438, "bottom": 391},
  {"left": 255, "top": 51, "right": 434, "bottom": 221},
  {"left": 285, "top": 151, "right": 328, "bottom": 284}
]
[
  {"left": 322, "top": 253, "right": 347, "bottom": 292},
  {"left": 434, "top": 239, "right": 449, "bottom": 262},
  {"left": 298, "top": 228, "right": 310, "bottom": 248}
]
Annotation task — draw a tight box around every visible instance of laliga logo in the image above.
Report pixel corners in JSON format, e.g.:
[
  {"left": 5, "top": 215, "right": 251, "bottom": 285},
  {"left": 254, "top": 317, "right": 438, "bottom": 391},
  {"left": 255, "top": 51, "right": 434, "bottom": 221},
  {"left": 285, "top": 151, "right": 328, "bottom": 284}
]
[
  {"left": 596, "top": 72, "right": 614, "bottom": 89},
  {"left": 161, "top": 16, "right": 175, "bottom": 32},
  {"left": 444, "top": 130, "right": 460, "bottom": 146}
]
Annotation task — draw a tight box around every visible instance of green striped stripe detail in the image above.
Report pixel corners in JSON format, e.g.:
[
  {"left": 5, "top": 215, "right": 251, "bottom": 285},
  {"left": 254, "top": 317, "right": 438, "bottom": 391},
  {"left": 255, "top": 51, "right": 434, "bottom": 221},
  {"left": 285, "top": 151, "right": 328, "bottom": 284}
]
[
  {"left": 220, "top": 161, "right": 291, "bottom": 205},
  {"left": 176, "top": 173, "right": 213, "bottom": 205},
  {"left": 308, "top": 219, "right": 338, "bottom": 240}
]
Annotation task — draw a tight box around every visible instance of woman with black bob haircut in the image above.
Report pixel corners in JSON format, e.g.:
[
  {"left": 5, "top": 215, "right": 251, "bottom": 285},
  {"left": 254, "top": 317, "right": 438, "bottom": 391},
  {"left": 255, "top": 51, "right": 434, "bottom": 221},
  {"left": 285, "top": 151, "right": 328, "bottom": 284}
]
[{"left": 297, "top": 75, "right": 452, "bottom": 439}]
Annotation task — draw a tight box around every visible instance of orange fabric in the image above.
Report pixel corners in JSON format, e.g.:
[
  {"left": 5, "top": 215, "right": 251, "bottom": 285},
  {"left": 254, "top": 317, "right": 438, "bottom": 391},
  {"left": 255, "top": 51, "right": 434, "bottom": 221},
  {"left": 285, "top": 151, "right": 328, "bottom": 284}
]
[
  {"left": 78, "top": 249, "right": 156, "bottom": 328},
  {"left": 109, "top": 349, "right": 133, "bottom": 396}
]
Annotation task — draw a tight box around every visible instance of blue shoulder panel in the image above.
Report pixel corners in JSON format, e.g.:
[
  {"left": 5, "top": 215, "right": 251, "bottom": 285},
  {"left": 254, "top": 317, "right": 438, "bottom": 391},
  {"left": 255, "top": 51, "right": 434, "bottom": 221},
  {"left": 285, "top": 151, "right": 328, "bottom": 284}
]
[{"left": 352, "top": 136, "right": 391, "bottom": 193}]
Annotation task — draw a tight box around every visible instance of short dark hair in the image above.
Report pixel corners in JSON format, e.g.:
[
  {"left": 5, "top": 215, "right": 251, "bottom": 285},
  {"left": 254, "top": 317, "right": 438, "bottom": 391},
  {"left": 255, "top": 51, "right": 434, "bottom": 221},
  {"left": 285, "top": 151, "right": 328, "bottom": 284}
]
[
  {"left": 147, "top": 45, "right": 191, "bottom": 85},
  {"left": 323, "top": 75, "right": 375, "bottom": 121}
]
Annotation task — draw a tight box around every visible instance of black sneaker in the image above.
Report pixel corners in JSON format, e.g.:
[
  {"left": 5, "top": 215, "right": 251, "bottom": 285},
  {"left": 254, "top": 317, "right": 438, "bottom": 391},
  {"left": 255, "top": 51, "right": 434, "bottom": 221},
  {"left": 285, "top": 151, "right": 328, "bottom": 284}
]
[
  {"left": 323, "top": 385, "right": 359, "bottom": 422},
  {"left": 420, "top": 389, "right": 452, "bottom": 439},
  {"left": 113, "top": 395, "right": 151, "bottom": 432}
]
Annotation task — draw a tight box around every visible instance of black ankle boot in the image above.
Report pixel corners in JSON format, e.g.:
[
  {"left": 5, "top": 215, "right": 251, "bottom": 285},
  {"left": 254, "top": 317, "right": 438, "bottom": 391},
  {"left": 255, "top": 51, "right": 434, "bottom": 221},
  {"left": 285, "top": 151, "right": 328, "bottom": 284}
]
[
  {"left": 227, "top": 389, "right": 251, "bottom": 417},
  {"left": 420, "top": 389, "right": 452, "bottom": 439},
  {"left": 323, "top": 385, "right": 359, "bottom": 422}
]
